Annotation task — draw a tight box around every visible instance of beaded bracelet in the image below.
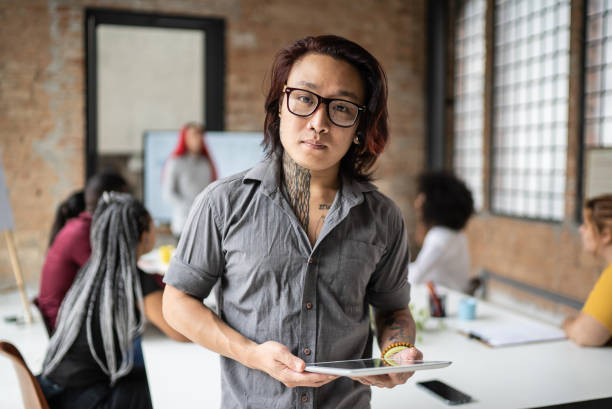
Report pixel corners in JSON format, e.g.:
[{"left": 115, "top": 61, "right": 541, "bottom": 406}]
[{"left": 381, "top": 342, "right": 414, "bottom": 360}]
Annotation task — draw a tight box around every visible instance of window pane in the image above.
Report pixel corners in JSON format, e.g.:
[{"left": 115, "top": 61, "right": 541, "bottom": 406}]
[
  {"left": 454, "top": 0, "right": 486, "bottom": 211},
  {"left": 492, "top": 0, "right": 569, "bottom": 221},
  {"left": 583, "top": 1, "right": 612, "bottom": 147}
]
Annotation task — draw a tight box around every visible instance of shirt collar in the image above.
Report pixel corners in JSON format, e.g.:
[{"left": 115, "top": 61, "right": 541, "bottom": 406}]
[
  {"left": 243, "top": 151, "right": 378, "bottom": 198},
  {"left": 243, "top": 153, "right": 280, "bottom": 195}
]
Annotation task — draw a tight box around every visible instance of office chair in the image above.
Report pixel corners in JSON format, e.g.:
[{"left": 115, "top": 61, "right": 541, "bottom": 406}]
[
  {"left": 0, "top": 341, "right": 50, "bottom": 409},
  {"left": 464, "top": 277, "right": 483, "bottom": 297}
]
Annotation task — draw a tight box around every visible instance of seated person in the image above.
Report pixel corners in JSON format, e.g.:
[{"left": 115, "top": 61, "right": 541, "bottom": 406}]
[
  {"left": 408, "top": 171, "right": 474, "bottom": 292},
  {"left": 562, "top": 194, "right": 612, "bottom": 347},
  {"left": 39, "top": 192, "right": 188, "bottom": 409},
  {"left": 37, "top": 171, "right": 128, "bottom": 332},
  {"left": 47, "top": 189, "right": 85, "bottom": 248}
]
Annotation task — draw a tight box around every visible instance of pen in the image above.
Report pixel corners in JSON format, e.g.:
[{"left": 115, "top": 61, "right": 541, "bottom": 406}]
[
  {"left": 426, "top": 281, "right": 442, "bottom": 317},
  {"left": 466, "top": 331, "right": 492, "bottom": 347},
  {"left": 467, "top": 332, "right": 483, "bottom": 341}
]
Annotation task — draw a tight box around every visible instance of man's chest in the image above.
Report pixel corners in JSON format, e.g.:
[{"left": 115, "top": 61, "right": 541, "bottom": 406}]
[
  {"left": 220, "top": 200, "right": 386, "bottom": 309},
  {"left": 306, "top": 195, "right": 334, "bottom": 246}
]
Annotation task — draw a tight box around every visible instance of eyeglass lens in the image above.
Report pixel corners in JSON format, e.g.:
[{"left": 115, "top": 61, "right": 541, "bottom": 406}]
[{"left": 287, "top": 88, "right": 360, "bottom": 127}]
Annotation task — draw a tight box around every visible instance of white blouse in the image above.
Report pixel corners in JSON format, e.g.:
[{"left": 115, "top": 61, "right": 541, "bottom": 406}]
[{"left": 408, "top": 225, "right": 471, "bottom": 292}]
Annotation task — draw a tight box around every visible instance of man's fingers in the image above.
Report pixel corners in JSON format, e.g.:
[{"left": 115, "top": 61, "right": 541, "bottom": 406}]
[
  {"left": 410, "top": 347, "right": 423, "bottom": 360},
  {"left": 352, "top": 377, "right": 371, "bottom": 385},
  {"left": 394, "top": 346, "right": 423, "bottom": 362},
  {"left": 388, "top": 370, "right": 414, "bottom": 385},
  {"left": 280, "top": 369, "right": 336, "bottom": 387},
  {"left": 274, "top": 346, "right": 306, "bottom": 372},
  {"left": 259, "top": 341, "right": 340, "bottom": 387},
  {"left": 353, "top": 375, "right": 395, "bottom": 388}
]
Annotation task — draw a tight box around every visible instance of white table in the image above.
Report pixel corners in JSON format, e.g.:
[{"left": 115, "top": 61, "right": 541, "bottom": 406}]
[
  {"left": 141, "top": 285, "right": 612, "bottom": 409},
  {"left": 371, "top": 286, "right": 612, "bottom": 408}
]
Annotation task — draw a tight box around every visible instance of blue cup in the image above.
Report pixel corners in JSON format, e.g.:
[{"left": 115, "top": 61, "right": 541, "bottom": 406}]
[{"left": 458, "top": 297, "right": 477, "bottom": 320}]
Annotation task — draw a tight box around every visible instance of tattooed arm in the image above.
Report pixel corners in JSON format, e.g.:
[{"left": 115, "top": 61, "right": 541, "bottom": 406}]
[
  {"left": 374, "top": 307, "right": 416, "bottom": 347},
  {"left": 350, "top": 307, "right": 423, "bottom": 389}
]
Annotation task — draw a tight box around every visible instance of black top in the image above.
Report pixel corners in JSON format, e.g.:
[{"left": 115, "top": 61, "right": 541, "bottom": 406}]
[{"left": 47, "top": 270, "right": 161, "bottom": 388}]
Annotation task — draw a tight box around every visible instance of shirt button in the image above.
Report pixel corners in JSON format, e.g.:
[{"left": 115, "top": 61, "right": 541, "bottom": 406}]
[
  {"left": 304, "top": 347, "right": 311, "bottom": 355},
  {"left": 301, "top": 394, "right": 309, "bottom": 402},
  {"left": 305, "top": 302, "right": 313, "bottom": 310}
]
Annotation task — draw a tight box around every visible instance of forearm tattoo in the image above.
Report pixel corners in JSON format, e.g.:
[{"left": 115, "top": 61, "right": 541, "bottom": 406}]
[
  {"left": 380, "top": 311, "right": 415, "bottom": 344},
  {"left": 282, "top": 152, "right": 311, "bottom": 229}
]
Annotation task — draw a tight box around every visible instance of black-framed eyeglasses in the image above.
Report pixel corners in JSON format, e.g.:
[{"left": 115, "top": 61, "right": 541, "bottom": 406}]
[{"left": 283, "top": 85, "right": 365, "bottom": 128}]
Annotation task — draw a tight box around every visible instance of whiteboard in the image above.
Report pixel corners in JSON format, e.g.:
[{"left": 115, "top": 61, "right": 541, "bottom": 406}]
[
  {"left": 0, "top": 154, "right": 15, "bottom": 231},
  {"left": 143, "top": 130, "right": 266, "bottom": 223},
  {"left": 585, "top": 148, "right": 612, "bottom": 199}
]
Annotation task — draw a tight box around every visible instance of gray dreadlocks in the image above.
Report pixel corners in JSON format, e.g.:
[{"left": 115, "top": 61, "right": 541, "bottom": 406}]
[{"left": 42, "top": 191, "right": 152, "bottom": 385}]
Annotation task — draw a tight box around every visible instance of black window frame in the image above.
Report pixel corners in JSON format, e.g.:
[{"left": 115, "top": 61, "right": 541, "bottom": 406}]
[
  {"left": 489, "top": 0, "right": 572, "bottom": 223},
  {"left": 84, "top": 8, "right": 225, "bottom": 179}
]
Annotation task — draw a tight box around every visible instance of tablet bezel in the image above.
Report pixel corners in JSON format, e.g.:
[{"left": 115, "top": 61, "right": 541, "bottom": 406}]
[{"left": 304, "top": 358, "right": 452, "bottom": 377}]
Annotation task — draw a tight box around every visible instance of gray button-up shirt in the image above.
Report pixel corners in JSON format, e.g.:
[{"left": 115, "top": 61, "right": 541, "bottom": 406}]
[{"left": 164, "top": 154, "right": 411, "bottom": 409}]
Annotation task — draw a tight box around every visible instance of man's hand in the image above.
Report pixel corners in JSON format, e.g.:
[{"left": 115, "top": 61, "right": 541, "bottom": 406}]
[
  {"left": 351, "top": 345, "right": 423, "bottom": 388},
  {"left": 248, "top": 341, "right": 338, "bottom": 388}
]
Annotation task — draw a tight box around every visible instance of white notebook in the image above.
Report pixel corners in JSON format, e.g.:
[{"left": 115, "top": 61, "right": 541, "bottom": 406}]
[{"left": 459, "top": 321, "right": 566, "bottom": 347}]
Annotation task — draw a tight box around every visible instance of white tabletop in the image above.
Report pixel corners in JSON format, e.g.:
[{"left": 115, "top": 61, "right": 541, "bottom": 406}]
[
  {"left": 141, "top": 285, "right": 612, "bottom": 409},
  {"left": 138, "top": 248, "right": 170, "bottom": 275},
  {"left": 371, "top": 286, "right": 612, "bottom": 408}
]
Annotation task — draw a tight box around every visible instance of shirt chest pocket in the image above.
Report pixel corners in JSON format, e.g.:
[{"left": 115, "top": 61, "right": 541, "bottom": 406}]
[{"left": 320, "top": 239, "right": 385, "bottom": 315}]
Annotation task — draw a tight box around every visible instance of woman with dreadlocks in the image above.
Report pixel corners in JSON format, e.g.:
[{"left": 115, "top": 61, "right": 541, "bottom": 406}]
[
  {"left": 39, "top": 192, "right": 187, "bottom": 409},
  {"left": 562, "top": 194, "right": 612, "bottom": 347}
]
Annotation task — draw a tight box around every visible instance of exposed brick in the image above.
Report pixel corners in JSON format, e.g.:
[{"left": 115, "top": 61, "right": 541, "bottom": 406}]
[{"left": 0, "top": 0, "right": 427, "bottom": 287}]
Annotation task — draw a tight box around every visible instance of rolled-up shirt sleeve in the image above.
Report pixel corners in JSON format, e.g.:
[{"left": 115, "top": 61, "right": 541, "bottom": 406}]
[
  {"left": 366, "top": 209, "right": 411, "bottom": 311},
  {"left": 163, "top": 188, "right": 224, "bottom": 300}
]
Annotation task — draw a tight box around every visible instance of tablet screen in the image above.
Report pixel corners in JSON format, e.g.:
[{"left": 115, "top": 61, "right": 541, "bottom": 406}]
[{"left": 305, "top": 358, "right": 451, "bottom": 377}]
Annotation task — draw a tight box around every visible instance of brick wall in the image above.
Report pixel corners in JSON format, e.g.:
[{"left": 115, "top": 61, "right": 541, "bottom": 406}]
[
  {"left": 460, "top": 0, "right": 602, "bottom": 316},
  {"left": 0, "top": 0, "right": 426, "bottom": 287},
  {"left": 466, "top": 216, "right": 601, "bottom": 305}
]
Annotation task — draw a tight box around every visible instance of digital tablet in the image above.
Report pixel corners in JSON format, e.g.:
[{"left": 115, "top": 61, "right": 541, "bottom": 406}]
[{"left": 304, "top": 358, "right": 451, "bottom": 377}]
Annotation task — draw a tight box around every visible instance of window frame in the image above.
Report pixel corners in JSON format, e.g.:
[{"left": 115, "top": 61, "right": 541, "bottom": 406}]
[
  {"left": 84, "top": 8, "right": 225, "bottom": 179},
  {"left": 447, "top": 0, "right": 587, "bottom": 225}
]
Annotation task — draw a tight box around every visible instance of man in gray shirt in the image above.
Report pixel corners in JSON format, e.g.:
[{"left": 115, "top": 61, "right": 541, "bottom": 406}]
[{"left": 163, "top": 35, "right": 422, "bottom": 409}]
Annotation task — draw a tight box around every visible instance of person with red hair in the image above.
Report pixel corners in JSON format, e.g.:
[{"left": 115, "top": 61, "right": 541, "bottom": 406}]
[
  {"left": 163, "top": 35, "right": 421, "bottom": 408},
  {"left": 162, "top": 122, "right": 217, "bottom": 238}
]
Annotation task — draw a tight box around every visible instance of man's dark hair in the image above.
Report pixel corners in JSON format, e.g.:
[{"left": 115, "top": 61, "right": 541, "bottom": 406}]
[
  {"left": 84, "top": 171, "right": 129, "bottom": 213},
  {"left": 263, "top": 35, "right": 389, "bottom": 182},
  {"left": 417, "top": 171, "right": 474, "bottom": 230}
]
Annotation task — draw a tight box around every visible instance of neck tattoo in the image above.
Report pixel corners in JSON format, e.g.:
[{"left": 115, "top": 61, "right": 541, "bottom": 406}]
[{"left": 282, "top": 152, "right": 311, "bottom": 229}]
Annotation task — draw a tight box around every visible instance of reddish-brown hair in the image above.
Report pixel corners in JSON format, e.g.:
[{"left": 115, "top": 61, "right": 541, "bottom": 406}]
[
  {"left": 263, "top": 35, "right": 389, "bottom": 181},
  {"left": 168, "top": 122, "right": 218, "bottom": 181},
  {"left": 584, "top": 194, "right": 612, "bottom": 236}
]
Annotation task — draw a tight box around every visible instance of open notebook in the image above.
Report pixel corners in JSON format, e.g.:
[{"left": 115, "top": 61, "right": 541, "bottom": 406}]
[{"left": 458, "top": 321, "right": 567, "bottom": 347}]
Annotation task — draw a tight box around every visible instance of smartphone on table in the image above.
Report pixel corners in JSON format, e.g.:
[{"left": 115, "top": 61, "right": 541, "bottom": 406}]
[{"left": 416, "top": 379, "right": 473, "bottom": 405}]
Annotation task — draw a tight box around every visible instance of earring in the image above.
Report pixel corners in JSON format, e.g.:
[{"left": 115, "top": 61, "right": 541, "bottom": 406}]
[
  {"left": 353, "top": 136, "right": 360, "bottom": 145},
  {"left": 278, "top": 112, "right": 281, "bottom": 118}
]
